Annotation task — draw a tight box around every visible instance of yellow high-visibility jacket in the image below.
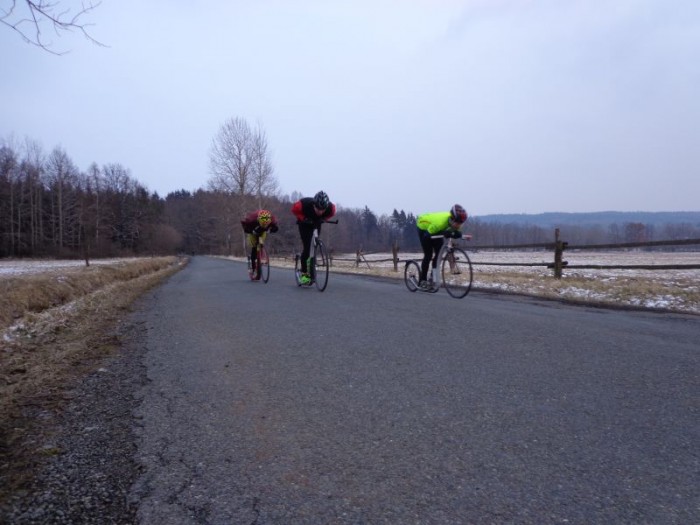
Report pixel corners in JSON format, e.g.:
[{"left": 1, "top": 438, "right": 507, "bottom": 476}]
[{"left": 416, "top": 211, "right": 461, "bottom": 235}]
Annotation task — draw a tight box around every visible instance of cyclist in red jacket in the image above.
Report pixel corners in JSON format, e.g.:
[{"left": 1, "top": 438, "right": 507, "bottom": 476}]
[
  {"left": 291, "top": 191, "right": 336, "bottom": 284},
  {"left": 241, "top": 209, "right": 278, "bottom": 280}
]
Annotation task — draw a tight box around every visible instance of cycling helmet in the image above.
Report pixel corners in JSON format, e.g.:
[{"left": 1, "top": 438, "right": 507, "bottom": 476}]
[
  {"left": 313, "top": 191, "right": 330, "bottom": 210},
  {"left": 450, "top": 204, "right": 467, "bottom": 224},
  {"left": 257, "top": 209, "right": 272, "bottom": 227}
]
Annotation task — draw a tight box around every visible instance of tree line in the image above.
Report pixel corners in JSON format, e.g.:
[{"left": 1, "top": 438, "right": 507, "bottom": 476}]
[{"left": 3, "top": 130, "right": 699, "bottom": 260}]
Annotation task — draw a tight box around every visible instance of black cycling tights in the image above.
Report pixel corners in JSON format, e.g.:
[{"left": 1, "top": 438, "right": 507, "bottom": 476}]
[
  {"left": 418, "top": 228, "right": 444, "bottom": 282},
  {"left": 298, "top": 223, "right": 317, "bottom": 273},
  {"left": 249, "top": 245, "right": 258, "bottom": 269}
]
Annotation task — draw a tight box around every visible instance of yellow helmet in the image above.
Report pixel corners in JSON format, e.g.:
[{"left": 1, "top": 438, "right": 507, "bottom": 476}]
[{"left": 257, "top": 209, "right": 272, "bottom": 227}]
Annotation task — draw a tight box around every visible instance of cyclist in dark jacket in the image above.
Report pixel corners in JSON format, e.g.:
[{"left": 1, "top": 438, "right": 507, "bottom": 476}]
[
  {"left": 241, "top": 209, "right": 278, "bottom": 280},
  {"left": 416, "top": 204, "right": 467, "bottom": 289},
  {"left": 291, "top": 191, "right": 336, "bottom": 284}
]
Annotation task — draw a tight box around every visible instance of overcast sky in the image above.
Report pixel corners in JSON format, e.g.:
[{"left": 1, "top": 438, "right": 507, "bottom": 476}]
[{"left": 2, "top": 0, "right": 699, "bottom": 217}]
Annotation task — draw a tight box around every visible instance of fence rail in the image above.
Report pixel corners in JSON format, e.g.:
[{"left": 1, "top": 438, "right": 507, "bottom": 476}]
[
  {"left": 566, "top": 238, "right": 700, "bottom": 250},
  {"left": 563, "top": 264, "right": 700, "bottom": 270},
  {"left": 334, "top": 233, "right": 700, "bottom": 278},
  {"left": 554, "top": 233, "right": 700, "bottom": 277}
]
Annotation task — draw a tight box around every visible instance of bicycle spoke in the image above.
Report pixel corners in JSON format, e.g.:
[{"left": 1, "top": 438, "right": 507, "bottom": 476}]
[
  {"left": 441, "top": 248, "right": 473, "bottom": 298},
  {"left": 404, "top": 261, "right": 420, "bottom": 292}
]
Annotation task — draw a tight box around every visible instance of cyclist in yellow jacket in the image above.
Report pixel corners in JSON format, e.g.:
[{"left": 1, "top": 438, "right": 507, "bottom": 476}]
[{"left": 416, "top": 204, "right": 468, "bottom": 289}]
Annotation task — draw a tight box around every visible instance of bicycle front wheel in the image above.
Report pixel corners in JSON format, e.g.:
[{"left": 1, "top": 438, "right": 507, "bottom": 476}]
[
  {"left": 247, "top": 256, "right": 254, "bottom": 280},
  {"left": 404, "top": 260, "right": 420, "bottom": 292},
  {"left": 314, "top": 241, "right": 330, "bottom": 291},
  {"left": 441, "top": 248, "right": 473, "bottom": 298},
  {"left": 294, "top": 253, "right": 303, "bottom": 286},
  {"left": 258, "top": 246, "right": 270, "bottom": 283}
]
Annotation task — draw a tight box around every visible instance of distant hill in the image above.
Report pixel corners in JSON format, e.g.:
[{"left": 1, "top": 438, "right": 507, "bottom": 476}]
[{"left": 474, "top": 211, "right": 700, "bottom": 228}]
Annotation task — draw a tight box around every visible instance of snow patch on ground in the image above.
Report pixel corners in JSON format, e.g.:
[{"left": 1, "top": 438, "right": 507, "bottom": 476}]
[
  {"left": 4, "top": 254, "right": 699, "bottom": 315},
  {"left": 0, "top": 258, "right": 139, "bottom": 276},
  {"left": 331, "top": 249, "right": 700, "bottom": 315}
]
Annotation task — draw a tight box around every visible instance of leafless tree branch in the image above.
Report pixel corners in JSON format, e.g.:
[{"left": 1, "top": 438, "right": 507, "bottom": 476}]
[{"left": 1, "top": 0, "right": 105, "bottom": 54}]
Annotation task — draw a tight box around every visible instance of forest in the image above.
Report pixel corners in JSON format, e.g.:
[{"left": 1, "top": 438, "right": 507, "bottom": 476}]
[{"left": 2, "top": 133, "right": 700, "bottom": 260}]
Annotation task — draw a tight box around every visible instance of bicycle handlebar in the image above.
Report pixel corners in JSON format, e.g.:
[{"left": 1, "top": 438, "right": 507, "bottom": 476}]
[{"left": 430, "top": 233, "right": 472, "bottom": 240}]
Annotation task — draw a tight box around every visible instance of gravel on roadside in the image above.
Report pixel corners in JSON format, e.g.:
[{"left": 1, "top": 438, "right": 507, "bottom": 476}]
[{"left": 0, "top": 320, "right": 146, "bottom": 525}]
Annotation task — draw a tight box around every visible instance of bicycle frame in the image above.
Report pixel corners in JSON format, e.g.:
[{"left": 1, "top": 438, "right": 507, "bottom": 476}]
[
  {"left": 430, "top": 234, "right": 472, "bottom": 278},
  {"left": 247, "top": 242, "right": 270, "bottom": 283},
  {"left": 294, "top": 219, "right": 338, "bottom": 291},
  {"left": 404, "top": 233, "right": 473, "bottom": 298},
  {"left": 309, "top": 228, "right": 320, "bottom": 275},
  {"left": 429, "top": 235, "right": 457, "bottom": 288}
]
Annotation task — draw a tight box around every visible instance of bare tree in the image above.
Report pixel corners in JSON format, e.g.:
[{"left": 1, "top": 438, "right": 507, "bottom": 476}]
[
  {"left": 250, "top": 125, "right": 278, "bottom": 207},
  {"left": 85, "top": 161, "right": 101, "bottom": 244},
  {"left": 209, "top": 118, "right": 279, "bottom": 199},
  {"left": 20, "top": 138, "right": 46, "bottom": 254},
  {"left": 1, "top": 0, "right": 104, "bottom": 54},
  {"left": 45, "top": 145, "right": 78, "bottom": 250},
  {"left": 209, "top": 117, "right": 250, "bottom": 252},
  {"left": 208, "top": 117, "right": 255, "bottom": 196},
  {"left": 208, "top": 117, "right": 277, "bottom": 253},
  {"left": 0, "top": 137, "right": 20, "bottom": 256}
]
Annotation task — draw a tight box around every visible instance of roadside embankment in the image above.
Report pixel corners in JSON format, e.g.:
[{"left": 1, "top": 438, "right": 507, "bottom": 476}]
[{"left": 0, "top": 256, "right": 187, "bottom": 504}]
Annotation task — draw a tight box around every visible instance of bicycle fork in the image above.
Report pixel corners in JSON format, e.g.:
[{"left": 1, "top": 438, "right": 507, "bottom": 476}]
[
  {"left": 307, "top": 256, "right": 315, "bottom": 281},
  {"left": 307, "top": 238, "right": 320, "bottom": 280}
]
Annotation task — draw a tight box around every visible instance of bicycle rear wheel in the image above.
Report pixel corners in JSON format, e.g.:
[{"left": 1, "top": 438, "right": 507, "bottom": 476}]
[
  {"left": 441, "top": 248, "right": 473, "bottom": 298},
  {"left": 404, "top": 260, "right": 420, "bottom": 292},
  {"left": 258, "top": 246, "right": 270, "bottom": 283},
  {"left": 314, "top": 241, "right": 330, "bottom": 291}
]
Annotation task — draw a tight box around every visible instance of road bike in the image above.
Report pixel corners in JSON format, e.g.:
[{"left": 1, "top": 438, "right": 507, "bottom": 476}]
[
  {"left": 294, "top": 219, "right": 338, "bottom": 292},
  {"left": 247, "top": 243, "right": 270, "bottom": 283},
  {"left": 404, "top": 234, "right": 473, "bottom": 298}
]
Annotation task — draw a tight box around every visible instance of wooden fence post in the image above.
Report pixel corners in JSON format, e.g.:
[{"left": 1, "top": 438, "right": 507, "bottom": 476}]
[
  {"left": 553, "top": 228, "right": 564, "bottom": 278},
  {"left": 392, "top": 241, "right": 399, "bottom": 272}
]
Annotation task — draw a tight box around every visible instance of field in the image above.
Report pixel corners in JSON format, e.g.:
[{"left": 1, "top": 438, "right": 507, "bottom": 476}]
[{"left": 258, "top": 250, "right": 700, "bottom": 315}]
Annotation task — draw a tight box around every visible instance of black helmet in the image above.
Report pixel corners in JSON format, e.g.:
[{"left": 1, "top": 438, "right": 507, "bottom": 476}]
[
  {"left": 314, "top": 191, "right": 330, "bottom": 209},
  {"left": 450, "top": 204, "right": 467, "bottom": 223}
]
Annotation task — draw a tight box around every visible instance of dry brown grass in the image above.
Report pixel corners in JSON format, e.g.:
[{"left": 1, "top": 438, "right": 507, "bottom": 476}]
[
  {"left": 0, "top": 258, "right": 179, "bottom": 331},
  {"left": 0, "top": 256, "right": 187, "bottom": 499},
  {"left": 466, "top": 270, "right": 700, "bottom": 312}
]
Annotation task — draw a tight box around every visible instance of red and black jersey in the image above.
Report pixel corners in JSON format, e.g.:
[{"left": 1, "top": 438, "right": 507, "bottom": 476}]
[
  {"left": 240, "top": 210, "right": 279, "bottom": 234},
  {"left": 291, "top": 198, "right": 336, "bottom": 226}
]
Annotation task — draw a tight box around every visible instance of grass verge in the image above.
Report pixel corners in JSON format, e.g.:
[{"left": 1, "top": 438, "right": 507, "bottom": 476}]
[{"left": 0, "top": 256, "right": 187, "bottom": 502}]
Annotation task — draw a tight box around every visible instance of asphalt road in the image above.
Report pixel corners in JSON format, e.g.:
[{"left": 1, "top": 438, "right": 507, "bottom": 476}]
[{"left": 128, "top": 256, "right": 699, "bottom": 524}]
